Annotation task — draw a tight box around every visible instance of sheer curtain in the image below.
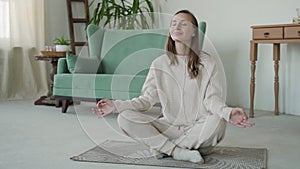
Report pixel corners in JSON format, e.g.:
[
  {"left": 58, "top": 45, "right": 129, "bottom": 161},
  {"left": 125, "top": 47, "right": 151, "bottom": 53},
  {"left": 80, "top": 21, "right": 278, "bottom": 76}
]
[{"left": 0, "top": 0, "right": 49, "bottom": 100}]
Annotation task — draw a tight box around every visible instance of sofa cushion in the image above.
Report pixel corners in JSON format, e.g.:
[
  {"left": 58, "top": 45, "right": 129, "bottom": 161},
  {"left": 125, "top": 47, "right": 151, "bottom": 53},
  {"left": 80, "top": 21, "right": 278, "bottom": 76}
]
[
  {"left": 54, "top": 74, "right": 146, "bottom": 99},
  {"left": 100, "top": 29, "right": 168, "bottom": 74},
  {"left": 66, "top": 52, "right": 77, "bottom": 73},
  {"left": 66, "top": 52, "right": 102, "bottom": 74}
]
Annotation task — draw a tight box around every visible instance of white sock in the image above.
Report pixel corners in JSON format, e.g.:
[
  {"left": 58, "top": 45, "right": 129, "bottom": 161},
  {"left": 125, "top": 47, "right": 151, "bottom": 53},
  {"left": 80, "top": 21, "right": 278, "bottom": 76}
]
[{"left": 173, "top": 147, "right": 204, "bottom": 163}]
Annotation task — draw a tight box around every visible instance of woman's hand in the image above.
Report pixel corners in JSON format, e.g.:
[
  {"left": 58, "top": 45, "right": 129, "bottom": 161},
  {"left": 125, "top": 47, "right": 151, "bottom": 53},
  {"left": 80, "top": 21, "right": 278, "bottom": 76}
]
[
  {"left": 229, "top": 108, "right": 255, "bottom": 128},
  {"left": 92, "top": 99, "right": 115, "bottom": 118}
]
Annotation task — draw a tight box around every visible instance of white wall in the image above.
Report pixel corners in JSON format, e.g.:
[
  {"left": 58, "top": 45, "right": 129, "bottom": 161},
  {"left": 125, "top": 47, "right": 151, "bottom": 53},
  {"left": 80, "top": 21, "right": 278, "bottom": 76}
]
[
  {"left": 45, "top": 0, "right": 90, "bottom": 53},
  {"left": 44, "top": 0, "right": 69, "bottom": 45},
  {"left": 45, "top": 0, "right": 300, "bottom": 115}
]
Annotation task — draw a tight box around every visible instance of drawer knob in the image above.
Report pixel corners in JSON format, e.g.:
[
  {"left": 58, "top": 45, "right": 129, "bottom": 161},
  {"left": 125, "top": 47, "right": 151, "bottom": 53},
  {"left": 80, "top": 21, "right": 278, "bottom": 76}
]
[
  {"left": 298, "top": 31, "right": 300, "bottom": 36},
  {"left": 264, "top": 32, "right": 270, "bottom": 38}
]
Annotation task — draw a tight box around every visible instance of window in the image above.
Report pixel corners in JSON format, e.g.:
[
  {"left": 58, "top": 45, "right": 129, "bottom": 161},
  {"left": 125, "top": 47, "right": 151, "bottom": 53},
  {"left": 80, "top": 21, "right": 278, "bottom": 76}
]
[{"left": 0, "top": 0, "right": 9, "bottom": 38}]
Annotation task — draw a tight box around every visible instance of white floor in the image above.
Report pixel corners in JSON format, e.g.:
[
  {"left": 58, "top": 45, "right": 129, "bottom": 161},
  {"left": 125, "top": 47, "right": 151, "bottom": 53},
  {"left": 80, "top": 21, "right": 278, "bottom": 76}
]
[{"left": 0, "top": 99, "right": 300, "bottom": 169}]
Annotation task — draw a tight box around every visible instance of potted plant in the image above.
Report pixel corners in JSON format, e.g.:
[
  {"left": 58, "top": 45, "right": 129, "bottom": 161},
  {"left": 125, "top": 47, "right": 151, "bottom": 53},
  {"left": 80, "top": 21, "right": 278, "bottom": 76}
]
[
  {"left": 54, "top": 36, "right": 70, "bottom": 52},
  {"left": 89, "top": 0, "right": 155, "bottom": 29}
]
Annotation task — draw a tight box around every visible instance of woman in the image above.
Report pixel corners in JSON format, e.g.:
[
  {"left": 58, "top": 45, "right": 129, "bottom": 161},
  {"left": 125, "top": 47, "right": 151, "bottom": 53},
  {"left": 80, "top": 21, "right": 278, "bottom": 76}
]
[{"left": 92, "top": 10, "right": 254, "bottom": 163}]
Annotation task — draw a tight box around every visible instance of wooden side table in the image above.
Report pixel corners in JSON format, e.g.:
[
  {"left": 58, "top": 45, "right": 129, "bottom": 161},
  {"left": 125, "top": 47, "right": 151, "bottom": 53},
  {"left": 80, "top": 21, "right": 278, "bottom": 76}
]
[
  {"left": 250, "top": 23, "right": 300, "bottom": 117},
  {"left": 34, "top": 54, "right": 65, "bottom": 106}
]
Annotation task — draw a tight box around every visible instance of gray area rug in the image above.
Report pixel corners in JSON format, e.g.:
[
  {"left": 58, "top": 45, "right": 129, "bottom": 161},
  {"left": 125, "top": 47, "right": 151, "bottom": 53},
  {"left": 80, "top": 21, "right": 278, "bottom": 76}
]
[{"left": 71, "top": 140, "right": 267, "bottom": 169}]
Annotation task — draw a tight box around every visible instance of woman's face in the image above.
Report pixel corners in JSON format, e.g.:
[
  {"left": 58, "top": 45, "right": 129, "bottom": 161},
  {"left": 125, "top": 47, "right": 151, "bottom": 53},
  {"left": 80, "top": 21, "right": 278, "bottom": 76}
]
[{"left": 170, "top": 13, "right": 195, "bottom": 44}]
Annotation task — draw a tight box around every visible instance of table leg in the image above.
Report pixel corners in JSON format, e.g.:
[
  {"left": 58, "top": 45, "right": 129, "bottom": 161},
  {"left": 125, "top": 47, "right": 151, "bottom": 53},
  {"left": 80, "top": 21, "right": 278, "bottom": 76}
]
[
  {"left": 49, "top": 60, "right": 58, "bottom": 90},
  {"left": 273, "top": 43, "right": 280, "bottom": 115},
  {"left": 250, "top": 41, "right": 257, "bottom": 118},
  {"left": 34, "top": 60, "right": 59, "bottom": 106}
]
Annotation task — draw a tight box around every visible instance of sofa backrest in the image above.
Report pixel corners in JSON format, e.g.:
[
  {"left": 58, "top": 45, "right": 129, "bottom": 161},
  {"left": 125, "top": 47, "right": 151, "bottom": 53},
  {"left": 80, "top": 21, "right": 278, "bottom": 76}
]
[
  {"left": 102, "top": 29, "right": 168, "bottom": 75},
  {"left": 87, "top": 22, "right": 206, "bottom": 75}
]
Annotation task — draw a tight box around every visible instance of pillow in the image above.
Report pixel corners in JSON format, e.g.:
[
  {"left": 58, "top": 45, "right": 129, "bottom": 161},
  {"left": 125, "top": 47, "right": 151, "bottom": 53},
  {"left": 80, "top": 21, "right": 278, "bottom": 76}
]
[
  {"left": 66, "top": 52, "right": 77, "bottom": 73},
  {"left": 66, "top": 52, "right": 102, "bottom": 74}
]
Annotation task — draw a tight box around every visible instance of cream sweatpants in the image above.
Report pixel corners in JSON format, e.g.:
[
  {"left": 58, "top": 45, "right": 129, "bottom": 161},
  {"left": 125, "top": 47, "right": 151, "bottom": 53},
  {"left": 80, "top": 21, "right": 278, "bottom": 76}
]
[{"left": 117, "top": 110, "right": 227, "bottom": 156}]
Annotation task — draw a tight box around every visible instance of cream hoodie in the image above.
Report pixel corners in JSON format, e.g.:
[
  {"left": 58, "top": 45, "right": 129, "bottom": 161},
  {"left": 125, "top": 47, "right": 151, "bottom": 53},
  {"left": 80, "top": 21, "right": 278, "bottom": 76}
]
[{"left": 113, "top": 53, "right": 233, "bottom": 126}]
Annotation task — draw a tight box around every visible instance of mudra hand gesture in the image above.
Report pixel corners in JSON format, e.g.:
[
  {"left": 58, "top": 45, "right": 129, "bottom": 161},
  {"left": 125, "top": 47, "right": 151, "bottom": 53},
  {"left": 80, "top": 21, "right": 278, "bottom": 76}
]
[
  {"left": 229, "top": 108, "right": 254, "bottom": 128},
  {"left": 92, "top": 99, "right": 115, "bottom": 118}
]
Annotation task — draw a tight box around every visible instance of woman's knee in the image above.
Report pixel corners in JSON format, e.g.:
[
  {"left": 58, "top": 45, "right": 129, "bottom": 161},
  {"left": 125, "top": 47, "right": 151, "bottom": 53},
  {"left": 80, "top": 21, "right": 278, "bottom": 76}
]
[
  {"left": 216, "top": 119, "right": 227, "bottom": 142},
  {"left": 117, "top": 110, "right": 152, "bottom": 131},
  {"left": 117, "top": 110, "right": 134, "bottom": 131},
  {"left": 203, "top": 119, "right": 227, "bottom": 147}
]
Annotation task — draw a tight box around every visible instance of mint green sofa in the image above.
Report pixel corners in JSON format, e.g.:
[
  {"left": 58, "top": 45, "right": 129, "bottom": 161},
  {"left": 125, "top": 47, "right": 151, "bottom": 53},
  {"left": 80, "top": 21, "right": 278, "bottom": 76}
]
[{"left": 53, "top": 23, "right": 206, "bottom": 113}]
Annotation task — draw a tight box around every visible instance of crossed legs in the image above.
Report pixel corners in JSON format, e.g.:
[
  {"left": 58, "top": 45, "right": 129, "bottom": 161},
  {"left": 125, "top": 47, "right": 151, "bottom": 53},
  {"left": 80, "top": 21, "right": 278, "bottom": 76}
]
[{"left": 117, "top": 110, "right": 226, "bottom": 163}]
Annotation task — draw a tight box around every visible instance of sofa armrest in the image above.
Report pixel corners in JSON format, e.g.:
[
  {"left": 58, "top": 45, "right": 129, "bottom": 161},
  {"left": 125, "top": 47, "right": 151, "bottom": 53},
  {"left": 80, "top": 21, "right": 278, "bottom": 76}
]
[{"left": 57, "top": 58, "right": 69, "bottom": 74}]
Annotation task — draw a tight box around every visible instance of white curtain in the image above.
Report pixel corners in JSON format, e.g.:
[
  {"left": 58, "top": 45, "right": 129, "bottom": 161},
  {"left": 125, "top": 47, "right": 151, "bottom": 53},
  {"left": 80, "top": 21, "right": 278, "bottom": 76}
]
[{"left": 0, "top": 0, "right": 49, "bottom": 100}]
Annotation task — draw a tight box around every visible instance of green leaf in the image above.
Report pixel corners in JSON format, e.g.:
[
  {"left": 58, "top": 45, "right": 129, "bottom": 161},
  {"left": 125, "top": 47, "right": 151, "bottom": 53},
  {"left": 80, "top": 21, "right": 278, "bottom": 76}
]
[
  {"left": 132, "top": 0, "right": 139, "bottom": 14},
  {"left": 144, "top": 0, "right": 154, "bottom": 13},
  {"left": 89, "top": 0, "right": 155, "bottom": 29},
  {"left": 54, "top": 36, "right": 70, "bottom": 45}
]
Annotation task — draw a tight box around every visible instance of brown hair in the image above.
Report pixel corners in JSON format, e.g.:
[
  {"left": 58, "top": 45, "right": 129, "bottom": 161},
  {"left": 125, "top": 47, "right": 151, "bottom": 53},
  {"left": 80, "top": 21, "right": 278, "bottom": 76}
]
[{"left": 165, "top": 10, "right": 201, "bottom": 79}]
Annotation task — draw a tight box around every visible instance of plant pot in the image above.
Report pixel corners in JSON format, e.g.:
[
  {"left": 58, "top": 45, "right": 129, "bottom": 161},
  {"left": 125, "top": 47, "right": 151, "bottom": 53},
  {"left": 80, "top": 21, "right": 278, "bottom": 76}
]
[{"left": 55, "top": 45, "right": 70, "bottom": 52}]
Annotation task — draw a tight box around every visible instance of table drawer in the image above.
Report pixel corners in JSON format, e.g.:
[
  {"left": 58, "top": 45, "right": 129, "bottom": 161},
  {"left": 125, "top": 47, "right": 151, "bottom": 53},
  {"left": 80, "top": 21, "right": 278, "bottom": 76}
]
[
  {"left": 284, "top": 26, "right": 300, "bottom": 39},
  {"left": 252, "top": 27, "right": 283, "bottom": 40}
]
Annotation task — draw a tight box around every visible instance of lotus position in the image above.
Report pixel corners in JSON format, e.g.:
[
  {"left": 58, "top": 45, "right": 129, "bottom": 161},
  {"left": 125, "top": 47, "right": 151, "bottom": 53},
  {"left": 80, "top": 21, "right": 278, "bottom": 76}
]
[{"left": 92, "top": 10, "right": 254, "bottom": 164}]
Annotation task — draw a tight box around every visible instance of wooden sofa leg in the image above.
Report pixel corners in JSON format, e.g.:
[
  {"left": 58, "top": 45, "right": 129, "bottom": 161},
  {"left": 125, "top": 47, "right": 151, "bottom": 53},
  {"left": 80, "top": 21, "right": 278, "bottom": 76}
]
[
  {"left": 55, "top": 99, "right": 61, "bottom": 107},
  {"left": 62, "top": 100, "right": 70, "bottom": 113}
]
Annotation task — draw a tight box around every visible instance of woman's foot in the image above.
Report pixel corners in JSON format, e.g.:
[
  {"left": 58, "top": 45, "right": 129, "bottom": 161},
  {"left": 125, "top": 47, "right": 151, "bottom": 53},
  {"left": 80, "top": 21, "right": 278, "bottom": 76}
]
[
  {"left": 199, "top": 146, "right": 213, "bottom": 156},
  {"left": 172, "top": 147, "right": 204, "bottom": 163},
  {"left": 150, "top": 148, "right": 165, "bottom": 159}
]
